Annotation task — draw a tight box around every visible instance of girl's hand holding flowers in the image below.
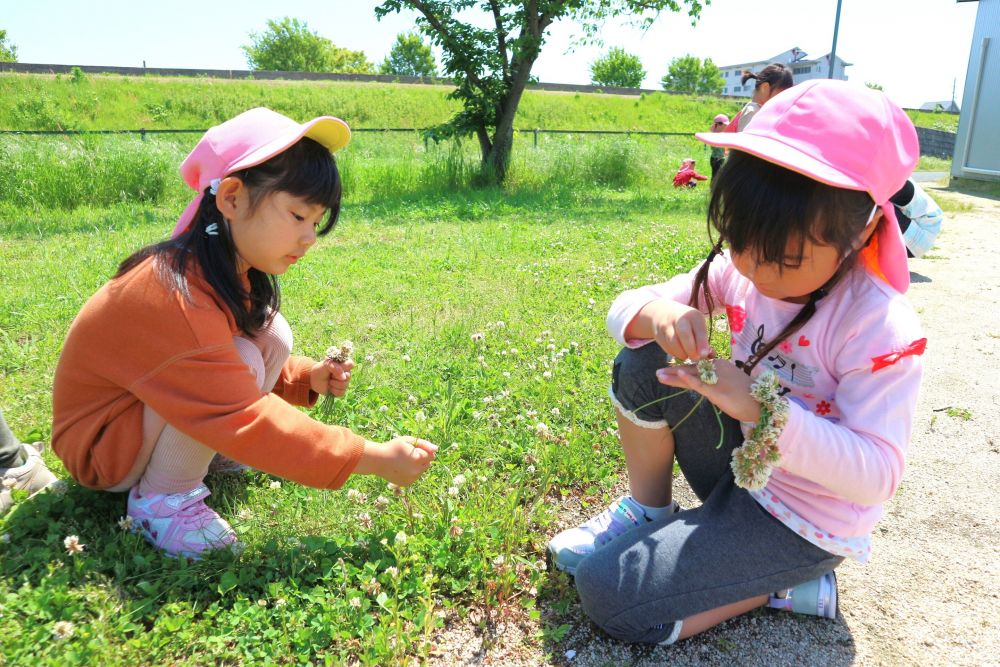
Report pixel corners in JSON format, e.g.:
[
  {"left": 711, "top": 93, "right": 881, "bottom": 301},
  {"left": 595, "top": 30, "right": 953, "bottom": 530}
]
[
  {"left": 630, "top": 299, "right": 712, "bottom": 361},
  {"left": 655, "top": 359, "right": 761, "bottom": 424}
]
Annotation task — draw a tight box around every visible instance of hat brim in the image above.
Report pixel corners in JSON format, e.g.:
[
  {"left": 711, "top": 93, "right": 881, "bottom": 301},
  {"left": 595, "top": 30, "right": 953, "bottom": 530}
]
[
  {"left": 696, "top": 131, "right": 869, "bottom": 197},
  {"left": 225, "top": 116, "right": 351, "bottom": 176}
]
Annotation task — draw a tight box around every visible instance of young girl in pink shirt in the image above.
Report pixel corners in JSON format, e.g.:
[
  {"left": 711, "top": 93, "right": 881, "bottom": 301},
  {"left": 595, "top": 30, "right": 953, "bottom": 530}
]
[{"left": 548, "top": 80, "right": 926, "bottom": 644}]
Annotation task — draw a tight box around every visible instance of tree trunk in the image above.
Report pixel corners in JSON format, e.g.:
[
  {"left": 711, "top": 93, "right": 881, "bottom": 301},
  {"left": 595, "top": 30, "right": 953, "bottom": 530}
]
[{"left": 480, "top": 55, "right": 537, "bottom": 184}]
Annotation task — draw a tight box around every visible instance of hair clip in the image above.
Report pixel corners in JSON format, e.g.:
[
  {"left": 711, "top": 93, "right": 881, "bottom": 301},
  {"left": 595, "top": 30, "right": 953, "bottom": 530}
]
[
  {"left": 208, "top": 178, "right": 221, "bottom": 196},
  {"left": 205, "top": 223, "right": 219, "bottom": 236}
]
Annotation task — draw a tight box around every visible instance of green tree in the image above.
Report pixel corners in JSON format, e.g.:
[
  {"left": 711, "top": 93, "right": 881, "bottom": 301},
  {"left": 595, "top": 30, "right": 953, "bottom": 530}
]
[
  {"left": 661, "top": 54, "right": 723, "bottom": 94},
  {"left": 376, "top": 1, "right": 706, "bottom": 184},
  {"left": 380, "top": 32, "right": 437, "bottom": 77},
  {"left": 0, "top": 29, "right": 18, "bottom": 62},
  {"left": 865, "top": 81, "right": 884, "bottom": 91},
  {"left": 242, "top": 17, "right": 374, "bottom": 73},
  {"left": 590, "top": 47, "right": 645, "bottom": 88}
]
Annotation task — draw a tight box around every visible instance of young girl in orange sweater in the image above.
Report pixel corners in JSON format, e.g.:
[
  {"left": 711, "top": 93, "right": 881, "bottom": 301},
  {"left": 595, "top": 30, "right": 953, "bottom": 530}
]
[{"left": 52, "top": 108, "right": 437, "bottom": 558}]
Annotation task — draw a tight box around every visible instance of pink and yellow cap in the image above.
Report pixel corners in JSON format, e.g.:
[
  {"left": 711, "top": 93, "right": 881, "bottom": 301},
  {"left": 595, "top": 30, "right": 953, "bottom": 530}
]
[
  {"left": 697, "top": 79, "right": 919, "bottom": 293},
  {"left": 171, "top": 107, "right": 351, "bottom": 238}
]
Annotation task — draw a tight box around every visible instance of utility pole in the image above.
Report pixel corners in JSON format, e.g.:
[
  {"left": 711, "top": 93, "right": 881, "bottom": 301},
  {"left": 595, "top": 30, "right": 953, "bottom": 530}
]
[{"left": 829, "top": 0, "right": 843, "bottom": 79}]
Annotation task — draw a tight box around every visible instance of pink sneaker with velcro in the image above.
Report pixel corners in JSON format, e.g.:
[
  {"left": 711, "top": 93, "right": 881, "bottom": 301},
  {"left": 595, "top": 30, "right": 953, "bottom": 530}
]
[{"left": 127, "top": 484, "right": 238, "bottom": 559}]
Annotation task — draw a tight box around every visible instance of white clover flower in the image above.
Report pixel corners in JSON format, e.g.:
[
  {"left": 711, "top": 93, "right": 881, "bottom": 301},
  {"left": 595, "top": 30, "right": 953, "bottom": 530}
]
[
  {"left": 52, "top": 621, "right": 75, "bottom": 640},
  {"left": 526, "top": 464, "right": 536, "bottom": 474},
  {"left": 492, "top": 554, "right": 505, "bottom": 566},
  {"left": 238, "top": 509, "right": 252, "bottom": 520},
  {"left": 502, "top": 371, "right": 511, "bottom": 378},
  {"left": 550, "top": 407, "right": 560, "bottom": 416},
  {"left": 448, "top": 486, "right": 459, "bottom": 496},
  {"left": 542, "top": 371, "right": 552, "bottom": 379},
  {"left": 387, "top": 482, "right": 400, "bottom": 491},
  {"left": 413, "top": 410, "right": 427, "bottom": 423},
  {"left": 347, "top": 488, "right": 365, "bottom": 502},
  {"left": 269, "top": 480, "right": 282, "bottom": 490},
  {"left": 63, "top": 535, "right": 85, "bottom": 556},
  {"left": 378, "top": 405, "right": 389, "bottom": 413},
  {"left": 364, "top": 354, "right": 375, "bottom": 363},
  {"left": 375, "top": 495, "right": 390, "bottom": 508},
  {"left": 452, "top": 474, "right": 466, "bottom": 486},
  {"left": 481, "top": 395, "right": 492, "bottom": 403},
  {"left": 450, "top": 523, "right": 464, "bottom": 537},
  {"left": 697, "top": 359, "right": 718, "bottom": 385},
  {"left": 385, "top": 566, "right": 400, "bottom": 578},
  {"left": 368, "top": 322, "right": 377, "bottom": 330},
  {"left": 257, "top": 599, "right": 268, "bottom": 607},
  {"left": 570, "top": 341, "right": 579, "bottom": 348},
  {"left": 117, "top": 516, "right": 133, "bottom": 531},
  {"left": 509, "top": 347, "right": 519, "bottom": 355},
  {"left": 546, "top": 343, "right": 556, "bottom": 351},
  {"left": 395, "top": 531, "right": 408, "bottom": 544},
  {"left": 534, "top": 422, "right": 549, "bottom": 435},
  {"left": 407, "top": 395, "right": 417, "bottom": 404},
  {"left": 471, "top": 332, "right": 485, "bottom": 342},
  {"left": 275, "top": 598, "right": 287, "bottom": 607},
  {"left": 526, "top": 410, "right": 538, "bottom": 418},
  {"left": 402, "top": 353, "right": 411, "bottom": 362},
  {"left": 349, "top": 597, "right": 362, "bottom": 608},
  {"left": 325, "top": 340, "right": 354, "bottom": 364}
]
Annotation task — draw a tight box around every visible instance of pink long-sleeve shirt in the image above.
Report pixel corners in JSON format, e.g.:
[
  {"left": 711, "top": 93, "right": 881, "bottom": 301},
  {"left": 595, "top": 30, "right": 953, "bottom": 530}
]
[{"left": 607, "top": 252, "right": 925, "bottom": 539}]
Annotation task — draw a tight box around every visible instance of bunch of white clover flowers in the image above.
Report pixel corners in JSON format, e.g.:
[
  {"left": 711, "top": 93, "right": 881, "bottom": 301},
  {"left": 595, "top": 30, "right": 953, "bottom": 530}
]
[
  {"left": 317, "top": 340, "right": 355, "bottom": 420},
  {"left": 731, "top": 370, "right": 789, "bottom": 490}
]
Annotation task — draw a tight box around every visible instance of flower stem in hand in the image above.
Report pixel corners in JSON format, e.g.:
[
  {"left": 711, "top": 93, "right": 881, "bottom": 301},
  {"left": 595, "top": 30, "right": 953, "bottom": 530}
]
[{"left": 317, "top": 340, "right": 354, "bottom": 421}]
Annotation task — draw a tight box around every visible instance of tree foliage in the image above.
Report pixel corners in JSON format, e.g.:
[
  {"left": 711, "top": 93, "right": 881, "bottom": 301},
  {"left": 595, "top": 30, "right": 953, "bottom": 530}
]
[
  {"left": 242, "top": 17, "right": 374, "bottom": 73},
  {"left": 376, "top": 1, "right": 706, "bottom": 183},
  {"left": 380, "top": 32, "right": 438, "bottom": 77},
  {"left": 660, "top": 54, "right": 723, "bottom": 94},
  {"left": 0, "top": 29, "right": 18, "bottom": 62},
  {"left": 590, "top": 47, "right": 645, "bottom": 88}
]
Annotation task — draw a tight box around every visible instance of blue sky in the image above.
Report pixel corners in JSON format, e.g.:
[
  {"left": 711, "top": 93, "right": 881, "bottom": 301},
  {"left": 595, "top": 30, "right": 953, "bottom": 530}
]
[{"left": 3, "top": 0, "right": 978, "bottom": 109}]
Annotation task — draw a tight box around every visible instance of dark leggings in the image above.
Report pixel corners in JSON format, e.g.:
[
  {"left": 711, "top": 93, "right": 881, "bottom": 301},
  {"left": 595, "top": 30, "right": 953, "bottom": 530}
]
[
  {"left": 0, "top": 408, "right": 24, "bottom": 468},
  {"left": 574, "top": 344, "right": 842, "bottom": 644}
]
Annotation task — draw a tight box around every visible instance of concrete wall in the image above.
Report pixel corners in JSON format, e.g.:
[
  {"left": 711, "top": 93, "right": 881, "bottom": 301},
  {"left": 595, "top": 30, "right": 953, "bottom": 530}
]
[{"left": 915, "top": 127, "right": 957, "bottom": 159}]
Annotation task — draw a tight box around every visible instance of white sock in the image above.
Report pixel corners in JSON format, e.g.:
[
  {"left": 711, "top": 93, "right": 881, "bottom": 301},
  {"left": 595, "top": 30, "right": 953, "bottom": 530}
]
[{"left": 631, "top": 497, "right": 679, "bottom": 521}]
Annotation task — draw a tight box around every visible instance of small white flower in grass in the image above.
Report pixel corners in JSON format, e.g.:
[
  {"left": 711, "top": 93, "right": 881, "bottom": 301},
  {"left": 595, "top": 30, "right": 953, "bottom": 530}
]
[
  {"left": 368, "top": 322, "right": 377, "bottom": 330},
  {"left": 450, "top": 523, "right": 464, "bottom": 537},
  {"left": 471, "top": 332, "right": 485, "bottom": 342},
  {"left": 526, "top": 464, "right": 536, "bottom": 474},
  {"left": 378, "top": 405, "right": 389, "bottom": 413},
  {"left": 395, "top": 531, "right": 408, "bottom": 544},
  {"left": 257, "top": 599, "right": 268, "bottom": 607},
  {"left": 385, "top": 566, "right": 400, "bottom": 578},
  {"left": 402, "top": 353, "right": 411, "bottom": 362},
  {"left": 492, "top": 554, "right": 505, "bottom": 566},
  {"left": 546, "top": 343, "right": 556, "bottom": 351},
  {"left": 364, "top": 354, "right": 375, "bottom": 363},
  {"left": 509, "top": 347, "right": 519, "bottom": 355},
  {"left": 477, "top": 355, "right": 486, "bottom": 363},
  {"left": 453, "top": 474, "right": 466, "bottom": 486},
  {"left": 375, "top": 495, "right": 390, "bottom": 508},
  {"left": 478, "top": 475, "right": 487, "bottom": 483},
  {"left": 413, "top": 410, "right": 427, "bottom": 423},
  {"left": 117, "top": 516, "right": 133, "bottom": 531},
  {"left": 542, "top": 371, "right": 552, "bottom": 379},
  {"left": 269, "top": 480, "right": 282, "bottom": 490},
  {"left": 550, "top": 407, "right": 560, "bottom": 417},
  {"left": 534, "top": 422, "right": 549, "bottom": 435},
  {"left": 349, "top": 597, "right": 362, "bottom": 609},
  {"left": 502, "top": 371, "right": 511, "bottom": 378},
  {"left": 407, "top": 395, "right": 417, "bottom": 404},
  {"left": 238, "top": 509, "right": 252, "bottom": 520},
  {"left": 275, "top": 598, "right": 287, "bottom": 607},
  {"left": 2, "top": 477, "right": 15, "bottom": 489},
  {"left": 63, "top": 535, "right": 85, "bottom": 556},
  {"left": 52, "top": 621, "right": 75, "bottom": 640},
  {"left": 448, "top": 486, "right": 459, "bottom": 496},
  {"left": 570, "top": 341, "right": 579, "bottom": 349},
  {"left": 387, "top": 482, "right": 400, "bottom": 491},
  {"left": 347, "top": 488, "right": 364, "bottom": 502}
]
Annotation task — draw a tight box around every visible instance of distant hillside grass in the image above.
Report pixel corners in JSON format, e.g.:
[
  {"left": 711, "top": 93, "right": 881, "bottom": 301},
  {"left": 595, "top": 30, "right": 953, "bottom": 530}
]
[{"left": 0, "top": 72, "right": 959, "bottom": 134}]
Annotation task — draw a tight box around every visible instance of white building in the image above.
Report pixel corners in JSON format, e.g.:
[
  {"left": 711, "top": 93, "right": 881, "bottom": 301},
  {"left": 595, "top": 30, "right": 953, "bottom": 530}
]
[
  {"left": 718, "top": 47, "right": 851, "bottom": 97},
  {"left": 952, "top": 0, "right": 1000, "bottom": 182}
]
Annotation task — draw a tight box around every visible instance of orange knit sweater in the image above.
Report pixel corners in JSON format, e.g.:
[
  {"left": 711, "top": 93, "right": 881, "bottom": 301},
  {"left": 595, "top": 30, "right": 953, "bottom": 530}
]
[{"left": 52, "top": 256, "right": 364, "bottom": 490}]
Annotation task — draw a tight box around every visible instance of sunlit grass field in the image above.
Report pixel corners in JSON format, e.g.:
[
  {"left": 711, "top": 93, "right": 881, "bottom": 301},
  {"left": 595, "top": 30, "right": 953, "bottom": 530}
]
[{"left": 0, "top": 128, "right": 717, "bottom": 664}]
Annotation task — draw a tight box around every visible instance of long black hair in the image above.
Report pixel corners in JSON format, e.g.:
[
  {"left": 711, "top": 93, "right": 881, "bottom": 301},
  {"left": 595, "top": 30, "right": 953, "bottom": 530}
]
[
  {"left": 741, "top": 63, "right": 794, "bottom": 92},
  {"left": 691, "top": 150, "right": 876, "bottom": 373},
  {"left": 115, "top": 137, "right": 342, "bottom": 336}
]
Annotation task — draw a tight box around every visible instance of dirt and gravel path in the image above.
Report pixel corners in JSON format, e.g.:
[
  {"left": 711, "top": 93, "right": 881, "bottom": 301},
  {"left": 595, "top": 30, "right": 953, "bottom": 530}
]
[{"left": 429, "top": 182, "right": 1000, "bottom": 666}]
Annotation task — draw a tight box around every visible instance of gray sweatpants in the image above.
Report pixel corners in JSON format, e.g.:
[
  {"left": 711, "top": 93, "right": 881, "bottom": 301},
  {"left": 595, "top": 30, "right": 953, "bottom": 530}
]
[
  {"left": 0, "top": 408, "right": 24, "bottom": 468},
  {"left": 575, "top": 343, "right": 843, "bottom": 644}
]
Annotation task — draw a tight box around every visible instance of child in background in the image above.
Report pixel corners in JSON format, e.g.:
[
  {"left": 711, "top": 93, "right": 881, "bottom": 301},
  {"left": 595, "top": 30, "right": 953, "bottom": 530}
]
[
  {"left": 52, "top": 108, "right": 437, "bottom": 559},
  {"left": 673, "top": 158, "right": 708, "bottom": 188},
  {"left": 726, "top": 63, "right": 794, "bottom": 133},
  {"left": 0, "top": 408, "right": 57, "bottom": 515},
  {"left": 709, "top": 114, "right": 729, "bottom": 177},
  {"left": 891, "top": 178, "right": 944, "bottom": 258},
  {"left": 548, "top": 80, "right": 926, "bottom": 644}
]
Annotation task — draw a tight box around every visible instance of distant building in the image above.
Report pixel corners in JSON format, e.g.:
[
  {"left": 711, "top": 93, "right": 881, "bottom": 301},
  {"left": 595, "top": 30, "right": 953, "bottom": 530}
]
[
  {"left": 920, "top": 100, "right": 961, "bottom": 113},
  {"left": 953, "top": 0, "right": 999, "bottom": 182},
  {"left": 717, "top": 47, "right": 851, "bottom": 97}
]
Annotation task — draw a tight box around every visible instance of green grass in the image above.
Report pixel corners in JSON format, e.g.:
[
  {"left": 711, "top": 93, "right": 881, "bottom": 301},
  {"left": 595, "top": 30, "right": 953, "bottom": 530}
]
[{"left": 0, "top": 139, "right": 712, "bottom": 662}]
